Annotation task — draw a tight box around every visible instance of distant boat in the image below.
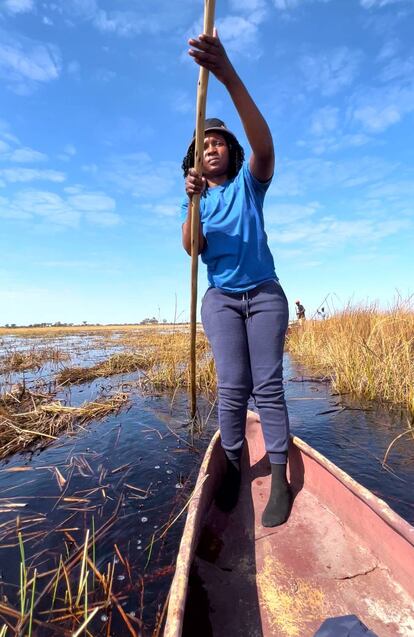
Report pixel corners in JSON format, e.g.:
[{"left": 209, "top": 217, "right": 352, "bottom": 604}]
[{"left": 164, "top": 411, "right": 414, "bottom": 637}]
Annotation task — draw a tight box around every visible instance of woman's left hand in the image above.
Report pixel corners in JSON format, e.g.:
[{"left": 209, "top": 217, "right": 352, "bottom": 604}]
[{"left": 188, "top": 28, "right": 236, "bottom": 85}]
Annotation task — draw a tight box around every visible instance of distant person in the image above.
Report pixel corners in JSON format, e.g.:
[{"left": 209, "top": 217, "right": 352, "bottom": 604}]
[
  {"left": 180, "top": 28, "right": 291, "bottom": 527},
  {"left": 295, "top": 300, "right": 306, "bottom": 320},
  {"left": 317, "top": 306, "right": 326, "bottom": 320}
]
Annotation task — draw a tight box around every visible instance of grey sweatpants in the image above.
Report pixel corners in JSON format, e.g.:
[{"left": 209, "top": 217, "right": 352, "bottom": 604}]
[{"left": 201, "top": 280, "right": 290, "bottom": 464}]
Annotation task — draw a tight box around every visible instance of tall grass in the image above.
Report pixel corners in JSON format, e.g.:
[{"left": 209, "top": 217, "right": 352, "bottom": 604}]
[
  {"left": 57, "top": 328, "right": 217, "bottom": 396},
  {"left": 286, "top": 301, "right": 414, "bottom": 415}
]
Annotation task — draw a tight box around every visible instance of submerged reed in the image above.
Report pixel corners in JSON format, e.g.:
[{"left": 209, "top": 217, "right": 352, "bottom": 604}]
[
  {"left": 0, "top": 387, "right": 128, "bottom": 460},
  {"left": 286, "top": 301, "right": 414, "bottom": 415}
]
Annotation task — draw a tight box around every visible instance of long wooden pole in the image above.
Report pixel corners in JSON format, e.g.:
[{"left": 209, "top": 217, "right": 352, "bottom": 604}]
[{"left": 190, "top": 0, "right": 216, "bottom": 419}]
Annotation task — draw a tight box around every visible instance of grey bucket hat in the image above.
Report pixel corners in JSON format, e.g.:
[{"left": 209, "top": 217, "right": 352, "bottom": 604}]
[{"left": 187, "top": 117, "right": 239, "bottom": 152}]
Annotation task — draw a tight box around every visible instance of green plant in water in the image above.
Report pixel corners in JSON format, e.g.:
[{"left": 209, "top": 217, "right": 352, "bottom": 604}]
[
  {"left": 28, "top": 569, "right": 37, "bottom": 637},
  {"left": 18, "top": 531, "right": 27, "bottom": 619}
]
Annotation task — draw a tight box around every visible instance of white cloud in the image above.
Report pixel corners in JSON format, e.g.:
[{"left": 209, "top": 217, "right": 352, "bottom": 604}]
[
  {"left": 228, "top": 0, "right": 267, "bottom": 24},
  {"left": 0, "top": 191, "right": 79, "bottom": 225},
  {"left": 353, "top": 104, "right": 401, "bottom": 132},
  {"left": 64, "top": 144, "right": 76, "bottom": 156},
  {"left": 1, "top": 0, "right": 34, "bottom": 14},
  {"left": 273, "top": 0, "right": 301, "bottom": 7},
  {"left": 0, "top": 168, "right": 65, "bottom": 183},
  {"left": 8, "top": 147, "right": 48, "bottom": 163},
  {"left": 58, "top": 144, "right": 77, "bottom": 161},
  {"left": 273, "top": 0, "right": 331, "bottom": 8},
  {"left": 216, "top": 15, "right": 263, "bottom": 59},
  {"left": 171, "top": 91, "right": 193, "bottom": 115},
  {"left": 63, "top": 0, "right": 196, "bottom": 36},
  {"left": 105, "top": 153, "right": 178, "bottom": 199},
  {"left": 266, "top": 201, "right": 320, "bottom": 225},
  {"left": 310, "top": 106, "right": 339, "bottom": 136},
  {"left": 85, "top": 211, "right": 120, "bottom": 226},
  {"left": 271, "top": 155, "right": 397, "bottom": 197},
  {"left": 92, "top": 10, "right": 160, "bottom": 36},
  {"left": 360, "top": 0, "right": 407, "bottom": 7},
  {"left": 141, "top": 201, "right": 180, "bottom": 218},
  {"left": 300, "top": 47, "right": 362, "bottom": 96},
  {"left": 268, "top": 216, "right": 411, "bottom": 249},
  {"left": 0, "top": 140, "right": 10, "bottom": 154},
  {"left": 351, "top": 77, "right": 414, "bottom": 132},
  {"left": 67, "top": 192, "right": 115, "bottom": 212},
  {"left": 301, "top": 108, "right": 371, "bottom": 154},
  {"left": 0, "top": 125, "right": 49, "bottom": 163},
  {"left": 376, "top": 38, "right": 400, "bottom": 61},
  {"left": 67, "top": 60, "right": 81, "bottom": 78},
  {"left": 0, "top": 188, "right": 121, "bottom": 227},
  {"left": 0, "top": 118, "right": 20, "bottom": 144},
  {"left": 380, "top": 55, "right": 414, "bottom": 82},
  {"left": 0, "top": 30, "right": 61, "bottom": 94}
]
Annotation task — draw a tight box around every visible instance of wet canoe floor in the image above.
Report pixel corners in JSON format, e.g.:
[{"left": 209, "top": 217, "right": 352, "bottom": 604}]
[
  {"left": 0, "top": 334, "right": 413, "bottom": 635},
  {"left": 184, "top": 417, "right": 414, "bottom": 637}
]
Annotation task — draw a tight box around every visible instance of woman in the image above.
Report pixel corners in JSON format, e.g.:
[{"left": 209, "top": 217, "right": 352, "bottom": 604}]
[{"left": 180, "top": 29, "right": 291, "bottom": 527}]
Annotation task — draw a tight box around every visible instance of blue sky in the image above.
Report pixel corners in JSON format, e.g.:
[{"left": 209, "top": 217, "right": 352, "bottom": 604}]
[{"left": 0, "top": 0, "right": 413, "bottom": 324}]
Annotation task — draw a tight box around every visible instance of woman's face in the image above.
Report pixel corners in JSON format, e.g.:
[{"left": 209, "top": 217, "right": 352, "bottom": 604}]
[{"left": 202, "top": 132, "right": 229, "bottom": 179}]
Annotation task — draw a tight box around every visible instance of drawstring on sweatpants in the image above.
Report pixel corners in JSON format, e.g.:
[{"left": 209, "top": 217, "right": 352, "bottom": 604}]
[{"left": 242, "top": 292, "right": 250, "bottom": 318}]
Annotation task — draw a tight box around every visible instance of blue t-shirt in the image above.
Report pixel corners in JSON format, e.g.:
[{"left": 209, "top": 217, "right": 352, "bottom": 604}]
[{"left": 180, "top": 163, "right": 277, "bottom": 293}]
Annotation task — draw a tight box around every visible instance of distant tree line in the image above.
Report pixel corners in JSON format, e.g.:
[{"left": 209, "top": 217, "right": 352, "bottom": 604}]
[{"left": 2, "top": 318, "right": 169, "bottom": 328}]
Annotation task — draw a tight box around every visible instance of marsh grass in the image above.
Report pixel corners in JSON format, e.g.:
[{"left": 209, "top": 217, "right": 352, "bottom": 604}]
[
  {"left": 0, "top": 324, "right": 182, "bottom": 339},
  {"left": 56, "top": 352, "right": 154, "bottom": 384},
  {"left": 286, "top": 301, "right": 414, "bottom": 415},
  {"left": 0, "top": 386, "right": 128, "bottom": 460},
  {"left": 57, "top": 328, "right": 217, "bottom": 396},
  {"left": 0, "top": 347, "right": 70, "bottom": 374},
  {"left": 0, "top": 471, "right": 197, "bottom": 637}
]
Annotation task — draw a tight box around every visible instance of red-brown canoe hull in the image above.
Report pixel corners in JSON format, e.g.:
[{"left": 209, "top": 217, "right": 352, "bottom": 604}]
[{"left": 165, "top": 412, "right": 414, "bottom": 637}]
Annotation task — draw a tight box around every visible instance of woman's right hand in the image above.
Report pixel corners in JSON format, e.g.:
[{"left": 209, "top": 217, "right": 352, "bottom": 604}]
[{"left": 185, "top": 168, "right": 206, "bottom": 198}]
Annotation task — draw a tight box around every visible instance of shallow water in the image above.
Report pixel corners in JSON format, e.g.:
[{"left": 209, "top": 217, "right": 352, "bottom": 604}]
[{"left": 0, "top": 335, "right": 413, "bottom": 635}]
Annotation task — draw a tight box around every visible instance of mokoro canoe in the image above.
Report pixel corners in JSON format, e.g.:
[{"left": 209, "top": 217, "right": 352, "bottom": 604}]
[{"left": 164, "top": 411, "right": 414, "bottom": 637}]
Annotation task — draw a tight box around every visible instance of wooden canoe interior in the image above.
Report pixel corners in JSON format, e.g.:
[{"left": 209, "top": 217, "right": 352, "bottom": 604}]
[{"left": 166, "top": 413, "right": 414, "bottom": 637}]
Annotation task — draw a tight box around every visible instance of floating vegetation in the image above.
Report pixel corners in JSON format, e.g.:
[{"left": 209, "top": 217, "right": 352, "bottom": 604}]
[
  {"left": 0, "top": 347, "right": 70, "bottom": 374},
  {"left": 56, "top": 328, "right": 217, "bottom": 396},
  {"left": 287, "top": 300, "right": 414, "bottom": 415},
  {"left": 56, "top": 352, "right": 154, "bottom": 384},
  {"left": 0, "top": 427, "right": 199, "bottom": 636},
  {"left": 0, "top": 386, "right": 128, "bottom": 460}
]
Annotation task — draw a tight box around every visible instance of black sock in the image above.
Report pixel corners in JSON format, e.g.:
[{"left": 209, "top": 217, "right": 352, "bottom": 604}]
[
  {"left": 215, "top": 455, "right": 241, "bottom": 512},
  {"left": 261, "top": 462, "right": 292, "bottom": 527}
]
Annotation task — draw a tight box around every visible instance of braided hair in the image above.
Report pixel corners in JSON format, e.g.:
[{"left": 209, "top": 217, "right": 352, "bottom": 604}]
[{"left": 182, "top": 133, "right": 245, "bottom": 182}]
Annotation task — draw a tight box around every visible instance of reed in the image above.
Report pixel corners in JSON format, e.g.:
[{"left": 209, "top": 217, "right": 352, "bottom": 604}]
[
  {"left": 0, "top": 387, "right": 128, "bottom": 460},
  {"left": 0, "top": 347, "right": 69, "bottom": 373},
  {"left": 56, "top": 351, "right": 154, "bottom": 384},
  {"left": 0, "top": 323, "right": 181, "bottom": 338},
  {"left": 57, "top": 328, "right": 217, "bottom": 395},
  {"left": 286, "top": 301, "right": 414, "bottom": 415}
]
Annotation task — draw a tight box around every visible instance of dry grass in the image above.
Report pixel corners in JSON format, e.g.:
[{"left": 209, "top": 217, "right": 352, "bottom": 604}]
[
  {"left": 0, "top": 347, "right": 69, "bottom": 373},
  {"left": 286, "top": 301, "right": 414, "bottom": 414},
  {"left": 56, "top": 352, "right": 154, "bottom": 384},
  {"left": 0, "top": 323, "right": 187, "bottom": 338},
  {"left": 57, "top": 328, "right": 217, "bottom": 395},
  {"left": 0, "top": 385, "right": 128, "bottom": 459}
]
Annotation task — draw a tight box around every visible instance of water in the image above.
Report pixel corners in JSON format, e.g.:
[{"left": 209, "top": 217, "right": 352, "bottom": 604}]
[
  {"left": 0, "top": 335, "right": 413, "bottom": 635},
  {"left": 284, "top": 356, "right": 414, "bottom": 523}
]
